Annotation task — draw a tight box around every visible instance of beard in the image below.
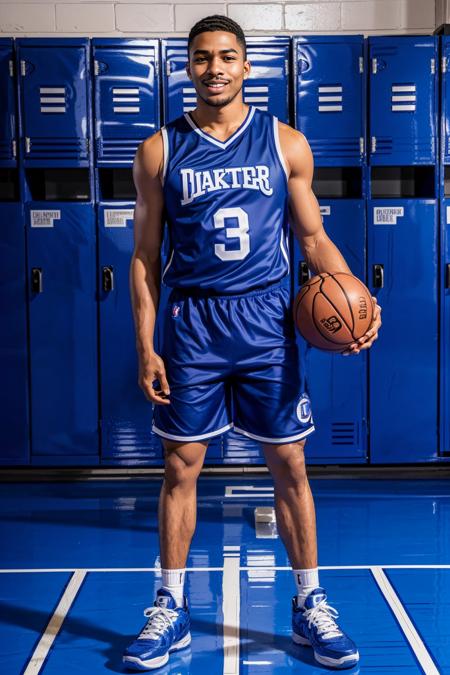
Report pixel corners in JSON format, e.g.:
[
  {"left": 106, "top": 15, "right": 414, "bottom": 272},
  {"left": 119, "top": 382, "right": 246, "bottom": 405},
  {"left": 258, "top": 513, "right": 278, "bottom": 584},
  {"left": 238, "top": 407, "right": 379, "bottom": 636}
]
[{"left": 197, "top": 84, "right": 242, "bottom": 108}]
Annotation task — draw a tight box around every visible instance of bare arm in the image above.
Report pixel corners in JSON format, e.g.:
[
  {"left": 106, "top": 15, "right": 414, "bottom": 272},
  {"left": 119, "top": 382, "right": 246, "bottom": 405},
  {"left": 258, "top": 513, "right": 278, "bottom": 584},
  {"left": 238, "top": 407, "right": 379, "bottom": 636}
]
[
  {"left": 278, "top": 122, "right": 381, "bottom": 354},
  {"left": 130, "top": 132, "right": 170, "bottom": 404}
]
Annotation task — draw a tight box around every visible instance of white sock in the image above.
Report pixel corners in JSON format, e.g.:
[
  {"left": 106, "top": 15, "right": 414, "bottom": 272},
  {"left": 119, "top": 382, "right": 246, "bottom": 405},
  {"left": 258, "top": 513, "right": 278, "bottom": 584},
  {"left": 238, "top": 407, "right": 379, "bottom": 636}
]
[
  {"left": 160, "top": 568, "right": 186, "bottom": 607},
  {"left": 293, "top": 567, "right": 320, "bottom": 607}
]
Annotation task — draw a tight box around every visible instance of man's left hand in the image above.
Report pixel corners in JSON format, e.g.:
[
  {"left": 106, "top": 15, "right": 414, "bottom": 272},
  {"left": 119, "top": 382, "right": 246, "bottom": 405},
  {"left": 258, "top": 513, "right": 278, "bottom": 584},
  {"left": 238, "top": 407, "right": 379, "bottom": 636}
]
[{"left": 341, "top": 297, "right": 382, "bottom": 356}]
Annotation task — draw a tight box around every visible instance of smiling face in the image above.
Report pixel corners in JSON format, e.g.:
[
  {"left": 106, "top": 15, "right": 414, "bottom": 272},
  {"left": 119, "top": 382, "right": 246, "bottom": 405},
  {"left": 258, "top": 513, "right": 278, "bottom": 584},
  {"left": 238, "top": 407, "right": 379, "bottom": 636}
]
[{"left": 187, "top": 31, "right": 250, "bottom": 108}]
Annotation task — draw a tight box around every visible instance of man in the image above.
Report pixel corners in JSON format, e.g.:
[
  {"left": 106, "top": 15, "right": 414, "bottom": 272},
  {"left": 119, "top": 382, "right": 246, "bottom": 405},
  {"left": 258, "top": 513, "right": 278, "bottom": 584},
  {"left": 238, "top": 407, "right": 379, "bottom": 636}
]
[{"left": 125, "top": 15, "right": 381, "bottom": 671}]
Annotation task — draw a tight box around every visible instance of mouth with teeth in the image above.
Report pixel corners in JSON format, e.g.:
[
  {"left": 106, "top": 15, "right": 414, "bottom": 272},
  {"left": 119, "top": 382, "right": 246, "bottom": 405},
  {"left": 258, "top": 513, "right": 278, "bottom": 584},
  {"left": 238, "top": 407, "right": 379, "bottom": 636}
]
[{"left": 203, "top": 80, "right": 229, "bottom": 93}]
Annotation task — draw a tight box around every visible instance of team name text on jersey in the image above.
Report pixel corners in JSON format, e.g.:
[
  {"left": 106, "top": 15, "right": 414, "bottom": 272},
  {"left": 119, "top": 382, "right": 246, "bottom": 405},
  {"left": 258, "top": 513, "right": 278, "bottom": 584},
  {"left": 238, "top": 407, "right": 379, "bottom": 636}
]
[{"left": 180, "top": 165, "right": 273, "bottom": 206}]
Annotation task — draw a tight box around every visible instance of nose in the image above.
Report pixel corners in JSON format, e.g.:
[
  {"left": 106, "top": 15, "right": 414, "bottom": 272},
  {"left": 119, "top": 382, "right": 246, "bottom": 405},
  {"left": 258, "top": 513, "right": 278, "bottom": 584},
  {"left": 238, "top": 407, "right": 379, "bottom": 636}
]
[{"left": 207, "top": 56, "right": 225, "bottom": 78}]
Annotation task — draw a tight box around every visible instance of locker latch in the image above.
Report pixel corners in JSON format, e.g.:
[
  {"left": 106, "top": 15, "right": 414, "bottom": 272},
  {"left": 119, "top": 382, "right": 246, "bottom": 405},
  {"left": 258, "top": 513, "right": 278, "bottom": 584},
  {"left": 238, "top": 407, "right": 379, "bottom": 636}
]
[
  {"left": 359, "top": 57, "right": 364, "bottom": 74},
  {"left": 431, "top": 58, "right": 436, "bottom": 75},
  {"left": 298, "top": 261, "right": 310, "bottom": 286},
  {"left": 25, "top": 137, "right": 31, "bottom": 153},
  {"left": 9, "top": 60, "right": 14, "bottom": 77},
  {"left": 103, "top": 266, "right": 114, "bottom": 292},
  {"left": 371, "top": 136, "right": 376, "bottom": 153},
  {"left": 12, "top": 140, "right": 16, "bottom": 158},
  {"left": 373, "top": 264, "right": 384, "bottom": 289},
  {"left": 442, "top": 57, "right": 448, "bottom": 74},
  {"left": 359, "top": 137, "right": 364, "bottom": 155},
  {"left": 20, "top": 60, "right": 26, "bottom": 77},
  {"left": 372, "top": 58, "right": 377, "bottom": 74},
  {"left": 166, "top": 61, "right": 171, "bottom": 77},
  {"left": 94, "top": 60, "right": 99, "bottom": 76},
  {"left": 31, "top": 268, "right": 43, "bottom": 294}
]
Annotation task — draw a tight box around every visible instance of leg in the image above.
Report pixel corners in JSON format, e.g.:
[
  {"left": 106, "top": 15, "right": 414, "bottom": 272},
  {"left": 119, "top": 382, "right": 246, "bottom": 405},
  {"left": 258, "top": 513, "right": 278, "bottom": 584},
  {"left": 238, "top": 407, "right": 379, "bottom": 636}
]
[
  {"left": 159, "top": 439, "right": 208, "bottom": 568},
  {"left": 262, "top": 439, "right": 317, "bottom": 569}
]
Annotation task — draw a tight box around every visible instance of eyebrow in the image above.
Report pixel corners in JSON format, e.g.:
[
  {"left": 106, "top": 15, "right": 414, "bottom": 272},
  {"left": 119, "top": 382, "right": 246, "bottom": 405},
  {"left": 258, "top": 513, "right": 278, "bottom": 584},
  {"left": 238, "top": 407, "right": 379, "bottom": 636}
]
[{"left": 192, "top": 48, "right": 239, "bottom": 55}]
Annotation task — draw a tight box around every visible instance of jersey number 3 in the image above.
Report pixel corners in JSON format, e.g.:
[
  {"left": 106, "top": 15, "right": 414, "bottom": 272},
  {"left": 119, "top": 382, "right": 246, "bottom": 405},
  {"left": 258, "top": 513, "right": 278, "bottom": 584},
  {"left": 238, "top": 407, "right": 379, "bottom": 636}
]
[{"left": 214, "top": 207, "right": 250, "bottom": 261}]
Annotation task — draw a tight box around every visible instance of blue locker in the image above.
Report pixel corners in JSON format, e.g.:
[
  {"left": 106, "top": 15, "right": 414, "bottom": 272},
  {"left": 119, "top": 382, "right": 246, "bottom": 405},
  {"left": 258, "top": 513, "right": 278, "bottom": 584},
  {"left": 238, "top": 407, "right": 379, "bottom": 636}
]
[
  {"left": 369, "top": 36, "right": 438, "bottom": 166},
  {"left": 92, "top": 39, "right": 160, "bottom": 165},
  {"left": 367, "top": 199, "right": 439, "bottom": 463},
  {"left": 442, "top": 201, "right": 450, "bottom": 456},
  {"left": 161, "top": 36, "right": 290, "bottom": 124},
  {"left": 16, "top": 39, "right": 91, "bottom": 167},
  {"left": 0, "top": 201, "right": 30, "bottom": 465},
  {"left": 26, "top": 203, "right": 98, "bottom": 462},
  {"left": 0, "top": 39, "right": 17, "bottom": 166},
  {"left": 294, "top": 36, "right": 365, "bottom": 166},
  {"left": 293, "top": 201, "right": 368, "bottom": 463}
]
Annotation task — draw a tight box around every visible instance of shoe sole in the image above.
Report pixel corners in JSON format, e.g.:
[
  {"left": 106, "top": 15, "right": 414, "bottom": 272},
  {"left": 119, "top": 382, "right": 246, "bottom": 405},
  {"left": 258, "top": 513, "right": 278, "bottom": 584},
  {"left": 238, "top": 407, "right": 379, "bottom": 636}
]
[
  {"left": 292, "top": 633, "right": 359, "bottom": 670},
  {"left": 123, "top": 632, "right": 191, "bottom": 671}
]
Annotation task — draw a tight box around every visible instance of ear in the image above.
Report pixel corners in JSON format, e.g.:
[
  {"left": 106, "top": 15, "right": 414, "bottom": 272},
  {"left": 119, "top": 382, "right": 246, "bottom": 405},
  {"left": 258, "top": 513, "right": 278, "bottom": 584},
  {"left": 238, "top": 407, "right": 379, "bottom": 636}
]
[
  {"left": 186, "top": 61, "right": 192, "bottom": 81},
  {"left": 243, "top": 60, "right": 251, "bottom": 80}
]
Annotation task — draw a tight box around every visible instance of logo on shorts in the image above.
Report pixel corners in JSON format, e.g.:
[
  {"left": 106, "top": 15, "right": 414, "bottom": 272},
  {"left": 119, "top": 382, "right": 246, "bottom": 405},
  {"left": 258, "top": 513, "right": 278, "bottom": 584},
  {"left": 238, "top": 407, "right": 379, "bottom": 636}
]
[
  {"left": 296, "top": 395, "right": 313, "bottom": 424},
  {"left": 172, "top": 305, "right": 180, "bottom": 319}
]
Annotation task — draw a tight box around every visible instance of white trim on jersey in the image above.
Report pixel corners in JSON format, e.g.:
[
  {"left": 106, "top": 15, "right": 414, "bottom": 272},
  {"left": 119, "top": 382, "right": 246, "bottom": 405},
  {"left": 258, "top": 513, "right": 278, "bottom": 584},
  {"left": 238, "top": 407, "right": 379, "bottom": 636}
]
[
  {"left": 161, "top": 126, "right": 169, "bottom": 185},
  {"left": 152, "top": 422, "right": 233, "bottom": 442},
  {"left": 272, "top": 116, "right": 289, "bottom": 181},
  {"left": 161, "top": 248, "right": 174, "bottom": 282},
  {"left": 233, "top": 425, "right": 315, "bottom": 444},
  {"left": 280, "top": 231, "right": 290, "bottom": 273},
  {"left": 184, "top": 107, "right": 256, "bottom": 150}
]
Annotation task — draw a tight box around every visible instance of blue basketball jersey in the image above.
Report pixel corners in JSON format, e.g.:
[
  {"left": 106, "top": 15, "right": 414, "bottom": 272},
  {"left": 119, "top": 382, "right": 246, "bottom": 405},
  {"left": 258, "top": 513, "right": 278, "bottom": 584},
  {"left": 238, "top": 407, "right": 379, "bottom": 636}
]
[{"left": 161, "top": 107, "right": 290, "bottom": 293}]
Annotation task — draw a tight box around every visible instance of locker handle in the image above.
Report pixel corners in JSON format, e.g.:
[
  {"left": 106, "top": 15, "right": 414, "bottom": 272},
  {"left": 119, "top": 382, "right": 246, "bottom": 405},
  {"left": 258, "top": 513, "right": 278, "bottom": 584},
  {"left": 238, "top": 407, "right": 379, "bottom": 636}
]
[
  {"left": 373, "top": 264, "right": 384, "bottom": 289},
  {"left": 103, "top": 265, "right": 114, "bottom": 292},
  {"left": 446, "top": 264, "right": 450, "bottom": 289},
  {"left": 31, "top": 268, "right": 43, "bottom": 293},
  {"left": 298, "top": 261, "right": 310, "bottom": 286}
]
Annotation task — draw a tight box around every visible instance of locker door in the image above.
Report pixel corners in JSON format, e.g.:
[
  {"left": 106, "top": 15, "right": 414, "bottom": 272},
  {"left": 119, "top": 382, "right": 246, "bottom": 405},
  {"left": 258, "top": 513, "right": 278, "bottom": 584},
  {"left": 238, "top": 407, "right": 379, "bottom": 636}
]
[
  {"left": 442, "top": 38, "right": 450, "bottom": 164},
  {"left": 27, "top": 203, "right": 98, "bottom": 462},
  {"left": 294, "top": 36, "right": 365, "bottom": 165},
  {"left": 367, "top": 199, "right": 438, "bottom": 462},
  {"left": 369, "top": 36, "right": 438, "bottom": 165},
  {"left": 0, "top": 39, "right": 16, "bottom": 164},
  {"left": 292, "top": 200, "right": 367, "bottom": 462},
  {"left": 441, "top": 201, "right": 450, "bottom": 456},
  {"left": 93, "top": 40, "right": 160, "bottom": 165},
  {"left": 18, "top": 41, "right": 90, "bottom": 163}
]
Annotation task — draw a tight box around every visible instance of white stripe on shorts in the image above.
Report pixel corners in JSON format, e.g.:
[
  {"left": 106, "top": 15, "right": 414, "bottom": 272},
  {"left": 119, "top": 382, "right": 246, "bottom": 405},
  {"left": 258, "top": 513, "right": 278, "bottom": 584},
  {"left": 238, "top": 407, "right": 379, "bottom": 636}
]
[{"left": 233, "top": 425, "right": 315, "bottom": 444}]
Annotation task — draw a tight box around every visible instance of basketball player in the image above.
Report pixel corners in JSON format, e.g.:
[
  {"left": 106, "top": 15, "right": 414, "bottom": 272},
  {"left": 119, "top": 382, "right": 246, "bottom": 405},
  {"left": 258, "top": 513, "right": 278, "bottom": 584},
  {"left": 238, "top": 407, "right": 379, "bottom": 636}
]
[{"left": 125, "top": 15, "right": 382, "bottom": 671}]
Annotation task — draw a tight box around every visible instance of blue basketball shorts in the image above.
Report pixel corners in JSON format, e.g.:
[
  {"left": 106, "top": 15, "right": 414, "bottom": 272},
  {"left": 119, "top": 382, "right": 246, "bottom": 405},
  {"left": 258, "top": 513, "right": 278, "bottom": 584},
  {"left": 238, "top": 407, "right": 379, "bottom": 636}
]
[{"left": 152, "top": 277, "right": 315, "bottom": 445}]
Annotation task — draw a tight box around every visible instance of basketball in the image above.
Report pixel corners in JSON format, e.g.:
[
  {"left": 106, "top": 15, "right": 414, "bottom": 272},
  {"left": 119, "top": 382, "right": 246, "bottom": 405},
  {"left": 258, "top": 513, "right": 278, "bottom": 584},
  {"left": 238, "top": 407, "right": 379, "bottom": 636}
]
[{"left": 293, "top": 273, "right": 374, "bottom": 352}]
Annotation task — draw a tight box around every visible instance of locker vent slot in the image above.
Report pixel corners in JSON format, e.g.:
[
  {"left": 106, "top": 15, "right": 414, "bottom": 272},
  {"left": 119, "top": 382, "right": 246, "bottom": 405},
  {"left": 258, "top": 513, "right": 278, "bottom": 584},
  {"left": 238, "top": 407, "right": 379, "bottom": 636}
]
[
  {"left": 104, "top": 423, "right": 162, "bottom": 457},
  {"left": 98, "top": 167, "right": 136, "bottom": 200},
  {"left": 391, "top": 84, "right": 416, "bottom": 112},
  {"left": 183, "top": 86, "right": 196, "bottom": 112},
  {"left": 112, "top": 87, "right": 140, "bottom": 114},
  {"left": 25, "top": 137, "right": 88, "bottom": 161},
  {"left": 98, "top": 138, "right": 147, "bottom": 163},
  {"left": 312, "top": 167, "right": 362, "bottom": 198},
  {"left": 318, "top": 85, "right": 343, "bottom": 112},
  {"left": 309, "top": 139, "right": 362, "bottom": 160},
  {"left": 244, "top": 84, "right": 269, "bottom": 111},
  {"left": 331, "top": 422, "right": 356, "bottom": 446},
  {"left": 39, "top": 87, "right": 67, "bottom": 114}
]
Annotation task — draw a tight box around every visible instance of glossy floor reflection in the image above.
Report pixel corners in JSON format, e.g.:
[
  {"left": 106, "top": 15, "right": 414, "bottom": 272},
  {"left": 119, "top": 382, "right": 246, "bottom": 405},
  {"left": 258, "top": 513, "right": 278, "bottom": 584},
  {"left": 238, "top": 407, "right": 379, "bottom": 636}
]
[{"left": 0, "top": 476, "right": 449, "bottom": 673}]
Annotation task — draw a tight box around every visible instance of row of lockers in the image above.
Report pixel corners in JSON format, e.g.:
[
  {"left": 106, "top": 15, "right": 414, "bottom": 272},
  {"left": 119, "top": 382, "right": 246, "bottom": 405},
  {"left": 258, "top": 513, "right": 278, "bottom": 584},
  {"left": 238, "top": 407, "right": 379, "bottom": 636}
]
[{"left": 0, "top": 34, "right": 449, "bottom": 169}]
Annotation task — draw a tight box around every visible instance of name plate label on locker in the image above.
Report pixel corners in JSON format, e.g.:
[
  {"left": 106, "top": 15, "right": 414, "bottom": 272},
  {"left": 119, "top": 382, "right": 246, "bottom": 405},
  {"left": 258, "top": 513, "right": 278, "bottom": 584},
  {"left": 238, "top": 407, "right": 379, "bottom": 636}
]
[
  {"left": 104, "top": 209, "right": 134, "bottom": 228},
  {"left": 30, "top": 210, "right": 61, "bottom": 228},
  {"left": 446, "top": 206, "right": 450, "bottom": 224},
  {"left": 374, "top": 206, "right": 404, "bottom": 225},
  {"left": 320, "top": 206, "right": 331, "bottom": 220}
]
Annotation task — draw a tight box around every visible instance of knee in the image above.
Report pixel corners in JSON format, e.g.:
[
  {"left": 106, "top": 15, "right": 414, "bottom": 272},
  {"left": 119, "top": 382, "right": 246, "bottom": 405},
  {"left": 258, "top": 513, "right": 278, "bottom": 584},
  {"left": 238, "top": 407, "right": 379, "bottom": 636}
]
[
  {"left": 267, "top": 441, "right": 308, "bottom": 486},
  {"left": 163, "top": 445, "right": 204, "bottom": 489}
]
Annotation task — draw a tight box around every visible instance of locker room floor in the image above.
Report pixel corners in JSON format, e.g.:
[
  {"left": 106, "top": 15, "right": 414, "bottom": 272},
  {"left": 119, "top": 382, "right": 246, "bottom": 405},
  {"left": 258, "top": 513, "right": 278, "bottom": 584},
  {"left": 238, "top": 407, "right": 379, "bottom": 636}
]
[{"left": 1, "top": 476, "right": 449, "bottom": 674}]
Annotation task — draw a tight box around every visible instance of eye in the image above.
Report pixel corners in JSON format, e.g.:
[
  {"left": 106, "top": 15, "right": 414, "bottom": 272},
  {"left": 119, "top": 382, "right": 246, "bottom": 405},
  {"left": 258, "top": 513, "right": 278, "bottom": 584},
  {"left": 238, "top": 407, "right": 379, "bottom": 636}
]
[{"left": 224, "top": 56, "right": 236, "bottom": 61}]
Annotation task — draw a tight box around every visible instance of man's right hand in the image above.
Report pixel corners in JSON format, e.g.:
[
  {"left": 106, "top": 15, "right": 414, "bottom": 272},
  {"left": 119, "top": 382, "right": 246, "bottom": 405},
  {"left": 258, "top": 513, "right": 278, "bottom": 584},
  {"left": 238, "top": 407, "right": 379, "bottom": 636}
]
[{"left": 138, "top": 353, "right": 171, "bottom": 405}]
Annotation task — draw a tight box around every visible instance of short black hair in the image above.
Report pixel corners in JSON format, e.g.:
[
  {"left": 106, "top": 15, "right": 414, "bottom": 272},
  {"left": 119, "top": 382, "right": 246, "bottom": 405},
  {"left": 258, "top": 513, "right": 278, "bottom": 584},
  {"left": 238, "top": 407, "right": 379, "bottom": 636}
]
[{"left": 188, "top": 15, "right": 247, "bottom": 59}]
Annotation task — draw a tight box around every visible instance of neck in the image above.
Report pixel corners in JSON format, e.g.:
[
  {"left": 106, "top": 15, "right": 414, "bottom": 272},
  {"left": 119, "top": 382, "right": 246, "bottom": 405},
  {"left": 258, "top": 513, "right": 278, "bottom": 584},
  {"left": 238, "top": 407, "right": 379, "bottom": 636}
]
[{"left": 191, "top": 96, "right": 249, "bottom": 131}]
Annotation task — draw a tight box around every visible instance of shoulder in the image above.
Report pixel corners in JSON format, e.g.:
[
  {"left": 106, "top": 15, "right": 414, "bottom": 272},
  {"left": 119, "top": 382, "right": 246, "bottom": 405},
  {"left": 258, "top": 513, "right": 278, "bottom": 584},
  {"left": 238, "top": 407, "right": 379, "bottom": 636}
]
[
  {"left": 134, "top": 130, "right": 164, "bottom": 183},
  {"left": 276, "top": 120, "right": 313, "bottom": 178}
]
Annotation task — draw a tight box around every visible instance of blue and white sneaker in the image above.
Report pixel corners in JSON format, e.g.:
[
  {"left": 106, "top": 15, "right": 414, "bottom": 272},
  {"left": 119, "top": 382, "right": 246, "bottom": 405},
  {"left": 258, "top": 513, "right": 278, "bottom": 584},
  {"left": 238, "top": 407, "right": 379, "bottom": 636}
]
[
  {"left": 292, "top": 587, "right": 359, "bottom": 669},
  {"left": 123, "top": 589, "right": 191, "bottom": 671}
]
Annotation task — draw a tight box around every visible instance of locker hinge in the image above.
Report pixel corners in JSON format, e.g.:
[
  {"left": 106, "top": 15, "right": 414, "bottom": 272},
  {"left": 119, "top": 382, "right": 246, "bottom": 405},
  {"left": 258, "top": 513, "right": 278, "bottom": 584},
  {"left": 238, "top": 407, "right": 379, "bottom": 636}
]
[
  {"left": 442, "top": 56, "right": 448, "bottom": 74},
  {"left": 12, "top": 140, "right": 16, "bottom": 157},
  {"left": 9, "top": 59, "right": 14, "bottom": 77},
  {"left": 359, "top": 137, "right": 364, "bottom": 155},
  {"left": 359, "top": 56, "right": 364, "bottom": 74},
  {"left": 431, "top": 58, "right": 436, "bottom": 75},
  {"left": 371, "top": 136, "right": 376, "bottom": 153},
  {"left": 94, "top": 60, "right": 99, "bottom": 76},
  {"left": 155, "top": 60, "right": 159, "bottom": 77},
  {"left": 166, "top": 61, "right": 171, "bottom": 77},
  {"left": 25, "top": 137, "right": 31, "bottom": 153},
  {"left": 20, "top": 59, "right": 26, "bottom": 77},
  {"left": 372, "top": 58, "right": 377, "bottom": 74}
]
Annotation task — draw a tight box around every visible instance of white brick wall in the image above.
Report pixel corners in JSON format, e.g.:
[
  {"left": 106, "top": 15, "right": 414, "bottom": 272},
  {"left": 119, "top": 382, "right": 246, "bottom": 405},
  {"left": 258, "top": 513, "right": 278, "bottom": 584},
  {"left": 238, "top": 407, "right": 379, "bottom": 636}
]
[{"left": 0, "top": 0, "right": 439, "bottom": 36}]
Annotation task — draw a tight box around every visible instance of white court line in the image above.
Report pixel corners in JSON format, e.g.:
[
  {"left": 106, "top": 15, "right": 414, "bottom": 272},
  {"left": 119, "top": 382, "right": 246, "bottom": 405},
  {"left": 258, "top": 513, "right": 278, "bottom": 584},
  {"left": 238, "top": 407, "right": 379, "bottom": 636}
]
[
  {"left": 23, "top": 569, "right": 86, "bottom": 675},
  {"left": 371, "top": 566, "right": 440, "bottom": 675},
  {"left": 223, "top": 556, "right": 240, "bottom": 675},
  {"left": 2, "top": 564, "right": 450, "bottom": 573}
]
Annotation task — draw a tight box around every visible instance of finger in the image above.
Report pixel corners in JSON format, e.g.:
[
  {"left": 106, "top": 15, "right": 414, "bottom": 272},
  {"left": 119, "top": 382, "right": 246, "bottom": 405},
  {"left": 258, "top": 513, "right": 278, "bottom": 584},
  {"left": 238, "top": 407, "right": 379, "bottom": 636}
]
[
  {"left": 158, "top": 372, "right": 171, "bottom": 396},
  {"left": 148, "top": 389, "right": 171, "bottom": 405}
]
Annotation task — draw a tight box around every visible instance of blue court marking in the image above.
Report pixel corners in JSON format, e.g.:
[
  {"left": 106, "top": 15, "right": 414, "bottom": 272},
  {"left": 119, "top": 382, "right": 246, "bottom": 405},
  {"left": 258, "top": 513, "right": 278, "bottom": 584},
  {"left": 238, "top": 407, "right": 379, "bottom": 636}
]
[
  {"left": 0, "top": 571, "right": 72, "bottom": 674},
  {"left": 39, "top": 571, "right": 224, "bottom": 674},
  {"left": 385, "top": 569, "right": 450, "bottom": 674},
  {"left": 240, "top": 568, "right": 422, "bottom": 674}
]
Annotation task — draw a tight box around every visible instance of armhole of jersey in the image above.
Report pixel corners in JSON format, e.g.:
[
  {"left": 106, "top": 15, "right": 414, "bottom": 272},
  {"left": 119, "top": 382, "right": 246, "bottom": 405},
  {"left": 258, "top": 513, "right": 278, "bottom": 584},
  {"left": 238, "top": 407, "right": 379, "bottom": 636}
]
[
  {"left": 161, "top": 126, "right": 169, "bottom": 186},
  {"left": 272, "top": 116, "right": 289, "bottom": 183}
]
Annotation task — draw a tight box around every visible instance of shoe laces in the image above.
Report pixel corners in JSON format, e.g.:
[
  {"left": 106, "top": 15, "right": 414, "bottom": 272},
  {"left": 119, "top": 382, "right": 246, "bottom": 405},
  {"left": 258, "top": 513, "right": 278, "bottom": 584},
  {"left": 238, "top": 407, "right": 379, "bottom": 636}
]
[
  {"left": 303, "top": 599, "right": 343, "bottom": 640},
  {"left": 138, "top": 606, "right": 178, "bottom": 640}
]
